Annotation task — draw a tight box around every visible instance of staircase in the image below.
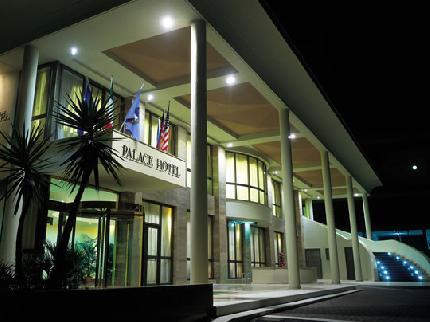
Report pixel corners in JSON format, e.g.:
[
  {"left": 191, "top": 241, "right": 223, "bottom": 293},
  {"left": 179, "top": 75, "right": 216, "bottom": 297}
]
[{"left": 374, "top": 252, "right": 428, "bottom": 282}]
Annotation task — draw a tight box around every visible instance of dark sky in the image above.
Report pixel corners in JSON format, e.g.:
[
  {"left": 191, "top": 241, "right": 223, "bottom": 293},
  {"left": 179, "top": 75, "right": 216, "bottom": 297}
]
[{"left": 262, "top": 2, "right": 428, "bottom": 231}]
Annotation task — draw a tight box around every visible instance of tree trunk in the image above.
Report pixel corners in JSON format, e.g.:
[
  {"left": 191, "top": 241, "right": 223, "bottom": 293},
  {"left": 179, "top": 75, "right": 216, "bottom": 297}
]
[
  {"left": 14, "top": 196, "right": 31, "bottom": 287},
  {"left": 49, "top": 170, "right": 91, "bottom": 288}
]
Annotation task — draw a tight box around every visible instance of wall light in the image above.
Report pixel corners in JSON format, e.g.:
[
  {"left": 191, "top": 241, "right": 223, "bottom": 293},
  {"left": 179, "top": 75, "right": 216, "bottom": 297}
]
[
  {"left": 160, "top": 15, "right": 174, "bottom": 30},
  {"left": 226, "top": 143, "right": 233, "bottom": 148},
  {"left": 354, "top": 193, "right": 360, "bottom": 197},
  {"left": 147, "top": 93, "right": 154, "bottom": 101},
  {"left": 70, "top": 46, "right": 79, "bottom": 56},
  {"left": 288, "top": 133, "right": 296, "bottom": 139},
  {"left": 225, "top": 75, "right": 236, "bottom": 86}
]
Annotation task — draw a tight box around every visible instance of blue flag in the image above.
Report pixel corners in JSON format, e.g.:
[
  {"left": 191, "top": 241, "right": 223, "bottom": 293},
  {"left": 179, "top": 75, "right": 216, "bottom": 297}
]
[
  {"left": 78, "top": 78, "right": 92, "bottom": 136},
  {"left": 125, "top": 91, "right": 141, "bottom": 140}
]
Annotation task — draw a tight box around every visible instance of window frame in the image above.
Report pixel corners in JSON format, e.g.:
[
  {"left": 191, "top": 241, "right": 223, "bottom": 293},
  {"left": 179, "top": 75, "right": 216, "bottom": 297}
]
[
  {"left": 225, "top": 151, "right": 268, "bottom": 205},
  {"left": 250, "top": 225, "right": 267, "bottom": 267},
  {"left": 227, "top": 221, "right": 244, "bottom": 279},
  {"left": 272, "top": 179, "right": 282, "bottom": 218}
]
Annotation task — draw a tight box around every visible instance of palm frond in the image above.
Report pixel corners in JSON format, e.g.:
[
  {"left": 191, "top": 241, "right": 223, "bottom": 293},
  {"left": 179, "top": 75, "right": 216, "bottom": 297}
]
[
  {"left": 0, "top": 125, "right": 52, "bottom": 214},
  {"left": 53, "top": 90, "right": 122, "bottom": 192}
]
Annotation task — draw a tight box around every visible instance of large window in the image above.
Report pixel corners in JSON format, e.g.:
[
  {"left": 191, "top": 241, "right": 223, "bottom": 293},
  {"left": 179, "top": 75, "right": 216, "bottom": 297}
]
[
  {"left": 186, "top": 213, "right": 214, "bottom": 279},
  {"left": 274, "top": 231, "right": 285, "bottom": 267},
  {"left": 32, "top": 67, "right": 51, "bottom": 131},
  {"left": 226, "top": 152, "right": 267, "bottom": 205},
  {"left": 271, "top": 180, "right": 282, "bottom": 218},
  {"left": 250, "top": 226, "right": 266, "bottom": 267},
  {"left": 227, "top": 221, "right": 243, "bottom": 279},
  {"left": 142, "top": 201, "right": 173, "bottom": 285},
  {"left": 56, "top": 66, "right": 125, "bottom": 139},
  {"left": 186, "top": 134, "right": 213, "bottom": 195}
]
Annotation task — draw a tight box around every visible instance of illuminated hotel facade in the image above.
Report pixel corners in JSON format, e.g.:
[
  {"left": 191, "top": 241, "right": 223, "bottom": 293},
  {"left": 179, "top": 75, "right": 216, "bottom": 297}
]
[{"left": 2, "top": 0, "right": 425, "bottom": 288}]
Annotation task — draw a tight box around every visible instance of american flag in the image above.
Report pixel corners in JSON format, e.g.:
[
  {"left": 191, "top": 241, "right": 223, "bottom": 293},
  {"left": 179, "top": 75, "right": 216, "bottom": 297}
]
[{"left": 160, "top": 103, "right": 170, "bottom": 152}]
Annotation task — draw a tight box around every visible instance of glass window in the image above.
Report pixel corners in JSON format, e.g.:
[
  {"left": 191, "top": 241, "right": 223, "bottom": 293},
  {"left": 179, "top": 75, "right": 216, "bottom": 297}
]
[
  {"left": 150, "top": 114, "right": 159, "bottom": 148},
  {"left": 143, "top": 202, "right": 160, "bottom": 224},
  {"left": 236, "top": 154, "right": 248, "bottom": 185},
  {"left": 57, "top": 68, "right": 83, "bottom": 139},
  {"left": 272, "top": 180, "right": 282, "bottom": 218},
  {"left": 250, "top": 226, "right": 266, "bottom": 267},
  {"left": 227, "top": 221, "right": 243, "bottom": 279},
  {"left": 33, "top": 68, "right": 49, "bottom": 116},
  {"left": 225, "top": 151, "right": 268, "bottom": 205},
  {"left": 32, "top": 67, "right": 51, "bottom": 131},
  {"left": 186, "top": 213, "right": 214, "bottom": 280},
  {"left": 226, "top": 152, "right": 235, "bottom": 183},
  {"left": 249, "top": 157, "right": 258, "bottom": 187},
  {"left": 161, "top": 206, "right": 172, "bottom": 257},
  {"left": 274, "top": 231, "right": 285, "bottom": 267}
]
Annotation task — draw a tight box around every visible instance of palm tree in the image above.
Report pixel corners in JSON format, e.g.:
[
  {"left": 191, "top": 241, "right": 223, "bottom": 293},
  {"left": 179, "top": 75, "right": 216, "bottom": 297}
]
[
  {"left": 49, "top": 90, "right": 123, "bottom": 288},
  {"left": 0, "top": 125, "right": 51, "bottom": 286}
]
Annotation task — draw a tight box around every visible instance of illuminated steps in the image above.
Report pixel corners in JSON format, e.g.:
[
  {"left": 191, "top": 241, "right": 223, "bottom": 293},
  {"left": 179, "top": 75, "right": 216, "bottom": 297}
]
[{"left": 374, "top": 252, "right": 428, "bottom": 282}]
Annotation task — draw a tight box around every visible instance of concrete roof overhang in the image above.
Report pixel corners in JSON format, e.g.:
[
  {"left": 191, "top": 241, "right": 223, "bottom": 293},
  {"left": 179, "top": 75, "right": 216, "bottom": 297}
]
[
  {"left": 0, "top": 0, "right": 381, "bottom": 193},
  {"left": 188, "top": 0, "right": 382, "bottom": 192}
]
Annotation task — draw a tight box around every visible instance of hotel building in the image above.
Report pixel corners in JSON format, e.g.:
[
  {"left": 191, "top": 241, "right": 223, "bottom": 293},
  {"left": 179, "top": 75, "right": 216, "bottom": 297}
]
[{"left": 1, "top": 0, "right": 428, "bottom": 288}]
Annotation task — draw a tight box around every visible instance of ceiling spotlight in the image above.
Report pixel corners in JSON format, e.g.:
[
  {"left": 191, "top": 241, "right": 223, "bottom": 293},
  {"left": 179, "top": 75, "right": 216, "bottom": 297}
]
[
  {"left": 317, "top": 196, "right": 321, "bottom": 200},
  {"left": 288, "top": 133, "right": 296, "bottom": 139},
  {"left": 147, "top": 93, "right": 154, "bottom": 101},
  {"left": 354, "top": 193, "right": 360, "bottom": 197},
  {"left": 70, "top": 46, "right": 79, "bottom": 56},
  {"left": 225, "top": 75, "right": 236, "bottom": 86},
  {"left": 160, "top": 15, "right": 174, "bottom": 30},
  {"left": 226, "top": 143, "right": 233, "bottom": 148},
  {"left": 412, "top": 164, "right": 418, "bottom": 170},
  {"left": 303, "top": 189, "right": 308, "bottom": 192}
]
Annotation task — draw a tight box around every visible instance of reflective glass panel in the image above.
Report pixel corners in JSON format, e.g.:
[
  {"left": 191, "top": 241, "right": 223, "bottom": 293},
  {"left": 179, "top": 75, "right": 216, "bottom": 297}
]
[{"left": 236, "top": 154, "right": 248, "bottom": 185}]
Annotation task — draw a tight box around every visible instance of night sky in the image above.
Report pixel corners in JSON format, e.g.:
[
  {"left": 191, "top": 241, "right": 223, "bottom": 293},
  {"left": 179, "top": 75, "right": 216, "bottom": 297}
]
[{"left": 262, "top": 2, "right": 428, "bottom": 232}]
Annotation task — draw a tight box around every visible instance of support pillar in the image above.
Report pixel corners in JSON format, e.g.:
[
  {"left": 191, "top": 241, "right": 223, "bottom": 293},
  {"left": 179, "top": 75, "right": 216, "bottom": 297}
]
[
  {"left": 190, "top": 20, "right": 208, "bottom": 284},
  {"left": 362, "top": 194, "right": 372, "bottom": 240},
  {"left": 305, "top": 199, "right": 314, "bottom": 220},
  {"left": 212, "top": 146, "right": 228, "bottom": 282},
  {"left": 279, "top": 108, "right": 300, "bottom": 289},
  {"left": 321, "top": 151, "right": 340, "bottom": 284},
  {"left": 0, "top": 45, "right": 39, "bottom": 265},
  {"left": 346, "top": 176, "right": 363, "bottom": 281},
  {"left": 293, "top": 190, "right": 306, "bottom": 268}
]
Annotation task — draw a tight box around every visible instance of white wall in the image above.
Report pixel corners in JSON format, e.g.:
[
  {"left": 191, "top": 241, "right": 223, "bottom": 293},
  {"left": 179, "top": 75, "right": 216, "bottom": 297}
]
[{"left": 303, "top": 217, "right": 374, "bottom": 281}]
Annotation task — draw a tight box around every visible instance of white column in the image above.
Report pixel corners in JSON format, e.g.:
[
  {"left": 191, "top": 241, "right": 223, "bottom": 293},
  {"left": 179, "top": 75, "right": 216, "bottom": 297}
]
[
  {"left": 346, "top": 175, "right": 363, "bottom": 281},
  {"left": 362, "top": 194, "right": 372, "bottom": 240},
  {"left": 15, "top": 45, "right": 39, "bottom": 131},
  {"left": 0, "top": 45, "right": 39, "bottom": 265},
  {"left": 190, "top": 20, "right": 208, "bottom": 284},
  {"left": 305, "top": 199, "right": 314, "bottom": 220},
  {"left": 279, "top": 108, "right": 300, "bottom": 289},
  {"left": 321, "top": 151, "right": 340, "bottom": 284}
]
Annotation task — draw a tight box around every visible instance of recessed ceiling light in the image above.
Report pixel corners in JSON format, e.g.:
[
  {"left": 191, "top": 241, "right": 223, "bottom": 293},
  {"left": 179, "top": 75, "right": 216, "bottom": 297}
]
[
  {"left": 147, "top": 93, "right": 154, "bottom": 101},
  {"left": 160, "top": 15, "right": 174, "bottom": 30},
  {"left": 412, "top": 164, "right": 418, "bottom": 170},
  {"left": 70, "top": 46, "right": 79, "bottom": 56},
  {"left": 303, "top": 189, "right": 308, "bottom": 192},
  {"left": 354, "top": 193, "right": 360, "bottom": 197},
  {"left": 226, "top": 143, "right": 233, "bottom": 148},
  {"left": 317, "top": 196, "right": 321, "bottom": 199},
  {"left": 288, "top": 133, "right": 296, "bottom": 139},
  {"left": 225, "top": 75, "right": 236, "bottom": 86}
]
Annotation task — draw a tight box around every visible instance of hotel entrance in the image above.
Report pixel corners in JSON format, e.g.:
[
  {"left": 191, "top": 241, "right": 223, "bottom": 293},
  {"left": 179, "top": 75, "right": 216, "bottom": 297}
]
[{"left": 45, "top": 180, "right": 173, "bottom": 287}]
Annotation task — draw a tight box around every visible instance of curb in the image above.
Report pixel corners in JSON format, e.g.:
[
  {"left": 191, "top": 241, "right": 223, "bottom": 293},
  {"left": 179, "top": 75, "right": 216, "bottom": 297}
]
[{"left": 213, "top": 286, "right": 358, "bottom": 321}]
